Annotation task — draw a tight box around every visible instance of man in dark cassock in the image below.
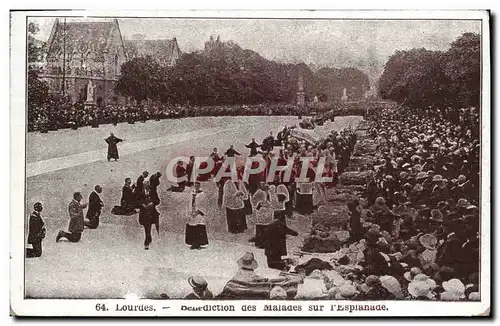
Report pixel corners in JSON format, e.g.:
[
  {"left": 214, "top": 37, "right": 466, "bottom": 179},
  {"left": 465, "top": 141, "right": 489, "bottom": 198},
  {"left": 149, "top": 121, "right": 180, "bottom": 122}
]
[
  {"left": 224, "top": 145, "right": 241, "bottom": 158},
  {"left": 138, "top": 181, "right": 160, "bottom": 250},
  {"left": 262, "top": 131, "right": 275, "bottom": 153},
  {"left": 262, "top": 214, "right": 298, "bottom": 270},
  {"left": 84, "top": 185, "right": 103, "bottom": 229},
  {"left": 134, "top": 171, "right": 149, "bottom": 203},
  {"left": 26, "top": 202, "right": 45, "bottom": 258},
  {"left": 105, "top": 133, "right": 123, "bottom": 161},
  {"left": 245, "top": 138, "right": 261, "bottom": 157}
]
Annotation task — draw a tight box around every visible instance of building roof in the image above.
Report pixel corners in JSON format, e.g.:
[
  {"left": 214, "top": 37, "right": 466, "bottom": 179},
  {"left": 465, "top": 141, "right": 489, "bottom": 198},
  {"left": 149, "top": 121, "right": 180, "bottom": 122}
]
[
  {"left": 124, "top": 38, "right": 180, "bottom": 65},
  {"left": 46, "top": 19, "right": 124, "bottom": 61}
]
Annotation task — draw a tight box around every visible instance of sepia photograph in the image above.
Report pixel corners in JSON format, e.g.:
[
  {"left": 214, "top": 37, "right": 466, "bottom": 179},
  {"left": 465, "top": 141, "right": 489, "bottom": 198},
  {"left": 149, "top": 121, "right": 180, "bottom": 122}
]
[{"left": 10, "top": 10, "right": 490, "bottom": 317}]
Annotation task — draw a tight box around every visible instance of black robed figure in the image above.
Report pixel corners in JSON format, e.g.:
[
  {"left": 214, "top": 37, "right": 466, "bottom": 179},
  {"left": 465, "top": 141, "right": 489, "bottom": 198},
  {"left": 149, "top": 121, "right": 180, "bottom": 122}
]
[{"left": 105, "top": 133, "right": 123, "bottom": 161}]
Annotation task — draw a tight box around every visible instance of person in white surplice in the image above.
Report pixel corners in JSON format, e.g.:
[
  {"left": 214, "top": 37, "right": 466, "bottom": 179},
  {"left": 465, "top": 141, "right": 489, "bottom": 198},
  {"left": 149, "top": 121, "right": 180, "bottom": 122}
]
[
  {"left": 185, "top": 182, "right": 209, "bottom": 250},
  {"left": 248, "top": 182, "right": 280, "bottom": 248}
]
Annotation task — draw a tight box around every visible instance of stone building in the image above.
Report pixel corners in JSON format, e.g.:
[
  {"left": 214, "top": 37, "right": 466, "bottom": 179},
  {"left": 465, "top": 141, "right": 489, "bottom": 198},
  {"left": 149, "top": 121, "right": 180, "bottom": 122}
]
[
  {"left": 42, "top": 18, "right": 128, "bottom": 106},
  {"left": 124, "top": 34, "right": 181, "bottom": 67}
]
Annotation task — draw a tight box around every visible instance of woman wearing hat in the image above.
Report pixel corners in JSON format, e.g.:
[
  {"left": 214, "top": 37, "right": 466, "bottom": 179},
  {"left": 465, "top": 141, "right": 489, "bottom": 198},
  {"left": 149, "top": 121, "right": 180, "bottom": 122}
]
[
  {"left": 185, "top": 276, "right": 213, "bottom": 299},
  {"left": 362, "top": 229, "right": 391, "bottom": 276},
  {"left": 217, "top": 252, "right": 289, "bottom": 299},
  {"left": 418, "top": 234, "right": 438, "bottom": 267},
  {"left": 372, "top": 197, "right": 395, "bottom": 234}
]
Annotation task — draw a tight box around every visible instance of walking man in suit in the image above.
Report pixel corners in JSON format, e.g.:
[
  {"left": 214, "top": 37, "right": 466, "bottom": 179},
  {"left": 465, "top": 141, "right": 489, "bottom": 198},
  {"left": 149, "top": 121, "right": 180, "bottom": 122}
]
[
  {"left": 85, "top": 185, "right": 104, "bottom": 229},
  {"left": 139, "top": 181, "right": 160, "bottom": 250},
  {"left": 56, "top": 192, "right": 88, "bottom": 243}
]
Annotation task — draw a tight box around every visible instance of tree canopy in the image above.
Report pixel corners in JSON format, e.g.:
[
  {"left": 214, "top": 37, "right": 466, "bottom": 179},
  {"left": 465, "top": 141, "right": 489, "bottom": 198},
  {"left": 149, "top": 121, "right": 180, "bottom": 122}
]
[
  {"left": 378, "top": 33, "right": 480, "bottom": 109},
  {"left": 116, "top": 38, "right": 371, "bottom": 105}
]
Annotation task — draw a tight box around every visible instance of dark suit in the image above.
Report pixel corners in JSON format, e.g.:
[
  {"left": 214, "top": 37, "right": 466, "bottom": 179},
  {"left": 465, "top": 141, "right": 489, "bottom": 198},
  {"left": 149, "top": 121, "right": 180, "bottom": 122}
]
[
  {"left": 121, "top": 185, "right": 136, "bottom": 210},
  {"left": 135, "top": 175, "right": 146, "bottom": 202},
  {"left": 26, "top": 211, "right": 45, "bottom": 258},
  {"left": 85, "top": 191, "right": 103, "bottom": 229},
  {"left": 262, "top": 219, "right": 298, "bottom": 270},
  {"left": 139, "top": 191, "right": 160, "bottom": 247},
  {"left": 149, "top": 174, "right": 161, "bottom": 202}
]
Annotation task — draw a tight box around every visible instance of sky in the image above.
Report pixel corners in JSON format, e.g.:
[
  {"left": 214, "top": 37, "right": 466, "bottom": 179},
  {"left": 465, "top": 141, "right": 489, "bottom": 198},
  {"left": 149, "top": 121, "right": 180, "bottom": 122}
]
[{"left": 29, "top": 17, "right": 481, "bottom": 81}]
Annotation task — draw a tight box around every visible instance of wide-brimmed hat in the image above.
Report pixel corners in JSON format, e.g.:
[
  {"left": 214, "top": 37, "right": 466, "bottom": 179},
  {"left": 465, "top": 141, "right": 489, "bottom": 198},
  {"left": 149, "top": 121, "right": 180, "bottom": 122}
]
[
  {"left": 402, "top": 163, "right": 411, "bottom": 169},
  {"left": 442, "top": 278, "right": 465, "bottom": 296},
  {"left": 413, "top": 184, "right": 424, "bottom": 192},
  {"left": 403, "top": 183, "right": 413, "bottom": 189},
  {"left": 270, "top": 286, "right": 288, "bottom": 299},
  {"left": 457, "top": 198, "right": 471, "bottom": 208},
  {"left": 440, "top": 291, "right": 462, "bottom": 301},
  {"left": 413, "top": 164, "right": 423, "bottom": 172},
  {"left": 416, "top": 172, "right": 428, "bottom": 180},
  {"left": 365, "top": 275, "right": 381, "bottom": 287},
  {"left": 457, "top": 175, "right": 467, "bottom": 183},
  {"left": 408, "top": 281, "right": 432, "bottom": 299},
  {"left": 468, "top": 292, "right": 480, "bottom": 301},
  {"left": 413, "top": 274, "right": 437, "bottom": 289},
  {"left": 432, "top": 175, "right": 444, "bottom": 182},
  {"left": 430, "top": 209, "right": 444, "bottom": 222},
  {"left": 237, "top": 252, "right": 259, "bottom": 270},
  {"left": 420, "top": 234, "right": 438, "bottom": 250},
  {"left": 364, "top": 229, "right": 381, "bottom": 244},
  {"left": 188, "top": 276, "right": 208, "bottom": 290},
  {"left": 335, "top": 284, "right": 359, "bottom": 299},
  {"left": 375, "top": 197, "right": 386, "bottom": 205},
  {"left": 400, "top": 171, "right": 409, "bottom": 179},
  {"left": 380, "top": 275, "right": 404, "bottom": 299},
  {"left": 404, "top": 267, "right": 423, "bottom": 282}
]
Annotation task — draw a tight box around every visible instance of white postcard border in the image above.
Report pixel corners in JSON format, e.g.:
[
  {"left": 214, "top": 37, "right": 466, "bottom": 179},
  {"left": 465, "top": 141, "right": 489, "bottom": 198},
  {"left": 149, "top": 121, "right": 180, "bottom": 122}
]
[{"left": 10, "top": 10, "right": 491, "bottom": 317}]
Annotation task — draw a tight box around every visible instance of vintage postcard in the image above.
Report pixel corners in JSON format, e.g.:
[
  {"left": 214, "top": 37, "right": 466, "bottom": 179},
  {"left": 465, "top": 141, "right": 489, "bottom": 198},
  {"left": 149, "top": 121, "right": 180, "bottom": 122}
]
[{"left": 10, "top": 10, "right": 490, "bottom": 317}]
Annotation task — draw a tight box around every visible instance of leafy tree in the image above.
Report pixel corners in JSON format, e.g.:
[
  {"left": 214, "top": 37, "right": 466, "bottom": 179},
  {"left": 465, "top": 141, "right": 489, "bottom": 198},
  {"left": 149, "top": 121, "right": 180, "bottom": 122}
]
[
  {"left": 378, "top": 33, "right": 480, "bottom": 110},
  {"left": 442, "top": 33, "right": 480, "bottom": 108},
  {"left": 119, "top": 37, "right": 371, "bottom": 106},
  {"left": 115, "top": 56, "right": 166, "bottom": 102},
  {"left": 27, "top": 22, "right": 50, "bottom": 110},
  {"left": 28, "top": 66, "right": 49, "bottom": 109}
]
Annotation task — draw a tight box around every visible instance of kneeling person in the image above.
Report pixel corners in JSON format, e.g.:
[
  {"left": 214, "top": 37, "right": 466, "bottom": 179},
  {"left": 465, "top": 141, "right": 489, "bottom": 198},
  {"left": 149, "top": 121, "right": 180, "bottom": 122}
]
[
  {"left": 84, "top": 185, "right": 103, "bottom": 229},
  {"left": 56, "top": 192, "right": 87, "bottom": 243}
]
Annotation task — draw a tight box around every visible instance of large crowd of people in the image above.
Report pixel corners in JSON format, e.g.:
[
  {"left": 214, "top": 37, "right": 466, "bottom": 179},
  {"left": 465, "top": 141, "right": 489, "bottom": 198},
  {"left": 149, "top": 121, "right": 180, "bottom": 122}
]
[
  {"left": 28, "top": 100, "right": 374, "bottom": 133},
  {"left": 26, "top": 103, "right": 482, "bottom": 301}
]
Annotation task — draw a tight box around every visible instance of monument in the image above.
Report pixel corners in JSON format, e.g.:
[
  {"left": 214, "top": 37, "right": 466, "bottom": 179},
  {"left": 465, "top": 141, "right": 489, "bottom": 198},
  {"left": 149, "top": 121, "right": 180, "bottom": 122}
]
[
  {"left": 297, "top": 75, "right": 306, "bottom": 107},
  {"left": 84, "top": 80, "right": 96, "bottom": 109},
  {"left": 341, "top": 87, "right": 348, "bottom": 101}
]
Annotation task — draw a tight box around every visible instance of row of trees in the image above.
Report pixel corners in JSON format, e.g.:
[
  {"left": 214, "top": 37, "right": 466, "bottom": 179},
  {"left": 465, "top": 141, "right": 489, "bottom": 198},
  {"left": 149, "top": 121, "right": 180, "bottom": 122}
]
[
  {"left": 378, "top": 33, "right": 480, "bottom": 109},
  {"left": 115, "top": 40, "right": 370, "bottom": 105}
]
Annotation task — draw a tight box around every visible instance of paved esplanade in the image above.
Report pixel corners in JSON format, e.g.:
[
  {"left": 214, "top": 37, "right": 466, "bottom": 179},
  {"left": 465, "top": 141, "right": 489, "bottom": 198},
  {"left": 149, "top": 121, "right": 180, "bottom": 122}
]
[{"left": 25, "top": 115, "right": 362, "bottom": 298}]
